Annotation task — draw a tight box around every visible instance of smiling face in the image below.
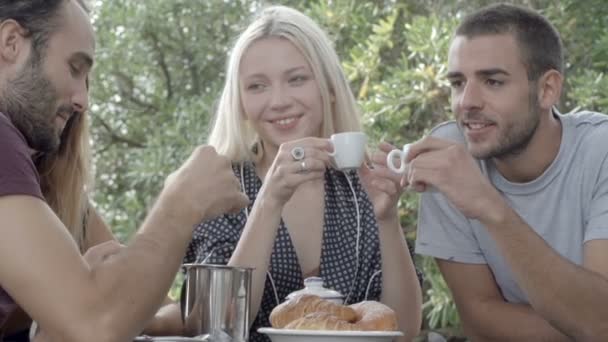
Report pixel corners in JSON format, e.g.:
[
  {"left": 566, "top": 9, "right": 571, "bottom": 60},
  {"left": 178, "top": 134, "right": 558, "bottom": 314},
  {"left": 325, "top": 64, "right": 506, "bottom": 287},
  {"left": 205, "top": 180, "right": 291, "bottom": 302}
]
[
  {"left": 447, "top": 33, "right": 542, "bottom": 159},
  {"left": 1, "top": 0, "right": 94, "bottom": 153},
  {"left": 239, "top": 37, "right": 324, "bottom": 152}
]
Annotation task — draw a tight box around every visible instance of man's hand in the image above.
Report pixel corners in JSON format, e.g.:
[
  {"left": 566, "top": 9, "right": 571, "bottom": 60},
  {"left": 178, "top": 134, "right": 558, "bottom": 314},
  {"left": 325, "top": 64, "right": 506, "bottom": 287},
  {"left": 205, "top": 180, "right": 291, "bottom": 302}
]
[
  {"left": 406, "top": 136, "right": 505, "bottom": 221},
  {"left": 83, "top": 240, "right": 124, "bottom": 269},
  {"left": 162, "top": 146, "right": 249, "bottom": 225}
]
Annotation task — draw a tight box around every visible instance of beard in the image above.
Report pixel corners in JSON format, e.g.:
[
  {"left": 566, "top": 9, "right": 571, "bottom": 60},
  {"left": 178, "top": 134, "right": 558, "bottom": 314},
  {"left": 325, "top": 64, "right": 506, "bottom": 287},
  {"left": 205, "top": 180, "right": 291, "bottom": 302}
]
[
  {"left": 0, "top": 53, "right": 69, "bottom": 153},
  {"left": 465, "top": 88, "right": 542, "bottom": 160}
]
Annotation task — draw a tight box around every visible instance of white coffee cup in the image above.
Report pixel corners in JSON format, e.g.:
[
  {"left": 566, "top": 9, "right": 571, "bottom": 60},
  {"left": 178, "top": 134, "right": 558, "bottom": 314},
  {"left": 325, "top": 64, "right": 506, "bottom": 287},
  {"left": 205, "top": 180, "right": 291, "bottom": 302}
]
[
  {"left": 328, "top": 132, "right": 367, "bottom": 170},
  {"left": 386, "top": 143, "right": 411, "bottom": 174}
]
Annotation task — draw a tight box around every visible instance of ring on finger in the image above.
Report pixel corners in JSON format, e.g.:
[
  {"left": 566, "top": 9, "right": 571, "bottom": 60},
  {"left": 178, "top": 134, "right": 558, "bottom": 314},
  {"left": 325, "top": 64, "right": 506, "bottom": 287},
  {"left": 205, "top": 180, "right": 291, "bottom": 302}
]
[
  {"left": 299, "top": 160, "right": 308, "bottom": 173},
  {"left": 291, "top": 146, "right": 305, "bottom": 161}
]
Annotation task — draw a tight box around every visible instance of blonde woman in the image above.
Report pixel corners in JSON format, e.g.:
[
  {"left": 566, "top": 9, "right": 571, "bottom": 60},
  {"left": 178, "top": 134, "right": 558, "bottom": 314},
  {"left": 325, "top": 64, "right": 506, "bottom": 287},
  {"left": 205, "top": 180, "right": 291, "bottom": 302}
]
[{"left": 149, "top": 5, "right": 421, "bottom": 341}]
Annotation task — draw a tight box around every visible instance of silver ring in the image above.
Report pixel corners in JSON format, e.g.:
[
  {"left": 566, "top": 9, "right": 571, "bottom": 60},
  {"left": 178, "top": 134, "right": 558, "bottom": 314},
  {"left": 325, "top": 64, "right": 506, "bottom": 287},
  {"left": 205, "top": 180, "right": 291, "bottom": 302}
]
[
  {"left": 299, "top": 160, "right": 308, "bottom": 173},
  {"left": 291, "top": 146, "right": 305, "bottom": 161}
]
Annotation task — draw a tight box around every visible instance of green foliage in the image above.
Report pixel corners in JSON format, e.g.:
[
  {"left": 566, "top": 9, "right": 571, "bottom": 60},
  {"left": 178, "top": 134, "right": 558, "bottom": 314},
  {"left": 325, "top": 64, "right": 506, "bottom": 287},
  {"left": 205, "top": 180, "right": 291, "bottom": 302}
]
[
  {"left": 542, "top": 0, "right": 608, "bottom": 112},
  {"left": 90, "top": 0, "right": 253, "bottom": 238},
  {"left": 89, "top": 0, "right": 608, "bottom": 339},
  {"left": 421, "top": 258, "right": 460, "bottom": 330}
]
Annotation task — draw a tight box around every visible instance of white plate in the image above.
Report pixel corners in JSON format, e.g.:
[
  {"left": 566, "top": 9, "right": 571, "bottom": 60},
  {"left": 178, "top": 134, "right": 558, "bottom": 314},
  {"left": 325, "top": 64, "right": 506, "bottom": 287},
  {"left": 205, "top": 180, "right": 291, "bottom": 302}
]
[
  {"left": 258, "top": 328, "right": 403, "bottom": 342},
  {"left": 133, "top": 337, "right": 202, "bottom": 342}
]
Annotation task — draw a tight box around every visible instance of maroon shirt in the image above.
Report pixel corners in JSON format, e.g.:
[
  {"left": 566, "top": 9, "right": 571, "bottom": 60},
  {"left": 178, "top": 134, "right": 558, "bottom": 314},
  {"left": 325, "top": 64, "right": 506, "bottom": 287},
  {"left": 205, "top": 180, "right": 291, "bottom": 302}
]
[{"left": 0, "top": 112, "right": 44, "bottom": 331}]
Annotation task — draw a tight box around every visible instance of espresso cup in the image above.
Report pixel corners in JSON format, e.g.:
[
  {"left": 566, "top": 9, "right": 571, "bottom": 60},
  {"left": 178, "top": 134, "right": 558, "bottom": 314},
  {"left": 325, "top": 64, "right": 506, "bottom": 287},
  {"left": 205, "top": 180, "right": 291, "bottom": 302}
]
[
  {"left": 386, "top": 143, "right": 411, "bottom": 174},
  {"left": 328, "top": 132, "right": 367, "bottom": 170}
]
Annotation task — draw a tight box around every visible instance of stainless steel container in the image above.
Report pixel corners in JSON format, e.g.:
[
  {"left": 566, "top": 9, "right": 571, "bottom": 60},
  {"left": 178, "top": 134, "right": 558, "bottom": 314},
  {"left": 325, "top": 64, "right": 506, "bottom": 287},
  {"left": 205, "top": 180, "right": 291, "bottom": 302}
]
[{"left": 180, "top": 264, "right": 253, "bottom": 342}]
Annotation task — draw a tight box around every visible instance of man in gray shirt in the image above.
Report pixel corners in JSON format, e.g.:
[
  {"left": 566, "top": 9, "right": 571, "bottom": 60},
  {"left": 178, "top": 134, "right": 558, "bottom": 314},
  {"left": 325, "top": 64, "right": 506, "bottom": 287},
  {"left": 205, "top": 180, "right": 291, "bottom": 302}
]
[{"left": 410, "top": 3, "right": 608, "bottom": 341}]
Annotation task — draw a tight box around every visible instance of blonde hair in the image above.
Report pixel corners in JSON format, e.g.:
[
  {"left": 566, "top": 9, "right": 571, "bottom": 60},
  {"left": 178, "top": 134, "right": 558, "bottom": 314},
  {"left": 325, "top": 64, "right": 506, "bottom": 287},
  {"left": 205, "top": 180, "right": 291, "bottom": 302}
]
[
  {"left": 35, "top": 111, "right": 92, "bottom": 252},
  {"left": 208, "top": 5, "right": 362, "bottom": 161}
]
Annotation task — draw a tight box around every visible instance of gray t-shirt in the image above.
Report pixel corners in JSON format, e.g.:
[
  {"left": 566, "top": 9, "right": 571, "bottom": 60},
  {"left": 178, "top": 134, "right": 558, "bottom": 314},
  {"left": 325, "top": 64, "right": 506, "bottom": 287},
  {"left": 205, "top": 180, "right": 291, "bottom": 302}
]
[{"left": 416, "top": 111, "right": 608, "bottom": 303}]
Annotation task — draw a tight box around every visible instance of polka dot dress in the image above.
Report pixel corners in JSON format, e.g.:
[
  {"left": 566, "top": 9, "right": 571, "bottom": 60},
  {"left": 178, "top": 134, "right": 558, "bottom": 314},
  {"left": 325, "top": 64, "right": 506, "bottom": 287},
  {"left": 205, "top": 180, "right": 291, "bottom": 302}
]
[{"left": 184, "top": 162, "right": 416, "bottom": 342}]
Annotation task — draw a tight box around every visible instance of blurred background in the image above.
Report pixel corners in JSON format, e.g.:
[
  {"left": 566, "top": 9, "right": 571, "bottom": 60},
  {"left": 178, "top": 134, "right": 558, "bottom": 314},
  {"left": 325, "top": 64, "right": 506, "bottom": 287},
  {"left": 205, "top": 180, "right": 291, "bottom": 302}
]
[{"left": 88, "top": 0, "right": 608, "bottom": 340}]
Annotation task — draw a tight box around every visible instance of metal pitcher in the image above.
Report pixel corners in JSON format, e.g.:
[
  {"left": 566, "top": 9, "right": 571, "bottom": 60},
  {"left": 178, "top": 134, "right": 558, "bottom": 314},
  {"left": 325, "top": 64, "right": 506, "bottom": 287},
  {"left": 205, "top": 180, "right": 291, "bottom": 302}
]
[{"left": 180, "top": 264, "right": 253, "bottom": 342}]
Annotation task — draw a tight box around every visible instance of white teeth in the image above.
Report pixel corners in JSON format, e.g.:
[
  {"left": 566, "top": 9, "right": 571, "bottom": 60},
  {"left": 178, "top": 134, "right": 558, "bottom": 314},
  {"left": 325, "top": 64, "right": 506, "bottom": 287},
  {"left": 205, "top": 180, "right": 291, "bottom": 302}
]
[
  {"left": 468, "top": 123, "right": 489, "bottom": 129},
  {"left": 275, "top": 117, "right": 296, "bottom": 125}
]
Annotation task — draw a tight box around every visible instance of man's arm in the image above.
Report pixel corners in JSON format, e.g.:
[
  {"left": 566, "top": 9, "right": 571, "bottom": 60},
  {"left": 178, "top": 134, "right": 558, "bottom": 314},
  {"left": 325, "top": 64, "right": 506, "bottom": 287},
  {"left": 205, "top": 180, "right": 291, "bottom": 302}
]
[
  {"left": 0, "top": 195, "right": 194, "bottom": 342},
  {"left": 477, "top": 205, "right": 608, "bottom": 340},
  {"left": 408, "top": 136, "right": 608, "bottom": 340},
  {"left": 437, "top": 260, "right": 570, "bottom": 341},
  {"left": 0, "top": 146, "right": 248, "bottom": 342}
]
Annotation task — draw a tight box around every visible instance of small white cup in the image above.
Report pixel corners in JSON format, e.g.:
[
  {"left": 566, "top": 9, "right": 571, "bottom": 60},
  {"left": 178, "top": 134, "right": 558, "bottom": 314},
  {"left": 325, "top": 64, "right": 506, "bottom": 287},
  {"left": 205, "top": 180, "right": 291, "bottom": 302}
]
[
  {"left": 328, "top": 132, "right": 367, "bottom": 170},
  {"left": 386, "top": 143, "right": 411, "bottom": 174}
]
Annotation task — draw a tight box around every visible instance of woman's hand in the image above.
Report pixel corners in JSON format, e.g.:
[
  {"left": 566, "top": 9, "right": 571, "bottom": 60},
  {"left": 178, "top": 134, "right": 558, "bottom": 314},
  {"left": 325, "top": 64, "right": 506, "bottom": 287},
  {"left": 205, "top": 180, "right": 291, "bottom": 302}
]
[
  {"left": 259, "top": 137, "right": 333, "bottom": 205},
  {"left": 360, "top": 142, "right": 406, "bottom": 222}
]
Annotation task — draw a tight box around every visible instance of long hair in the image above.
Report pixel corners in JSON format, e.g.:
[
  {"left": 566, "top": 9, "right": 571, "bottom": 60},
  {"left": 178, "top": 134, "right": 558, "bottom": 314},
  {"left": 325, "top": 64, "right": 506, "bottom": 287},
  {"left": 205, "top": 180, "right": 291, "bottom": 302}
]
[
  {"left": 3, "top": 0, "right": 93, "bottom": 251},
  {"left": 208, "top": 5, "right": 362, "bottom": 161},
  {"left": 34, "top": 112, "right": 92, "bottom": 252}
]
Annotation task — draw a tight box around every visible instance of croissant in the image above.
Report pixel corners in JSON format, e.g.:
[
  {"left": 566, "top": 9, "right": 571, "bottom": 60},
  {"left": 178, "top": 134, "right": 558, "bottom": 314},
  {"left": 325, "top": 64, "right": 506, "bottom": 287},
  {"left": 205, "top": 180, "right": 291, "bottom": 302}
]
[
  {"left": 269, "top": 294, "right": 399, "bottom": 332},
  {"left": 269, "top": 294, "right": 357, "bottom": 328},
  {"left": 349, "top": 301, "right": 398, "bottom": 331},
  {"left": 284, "top": 312, "right": 359, "bottom": 330}
]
